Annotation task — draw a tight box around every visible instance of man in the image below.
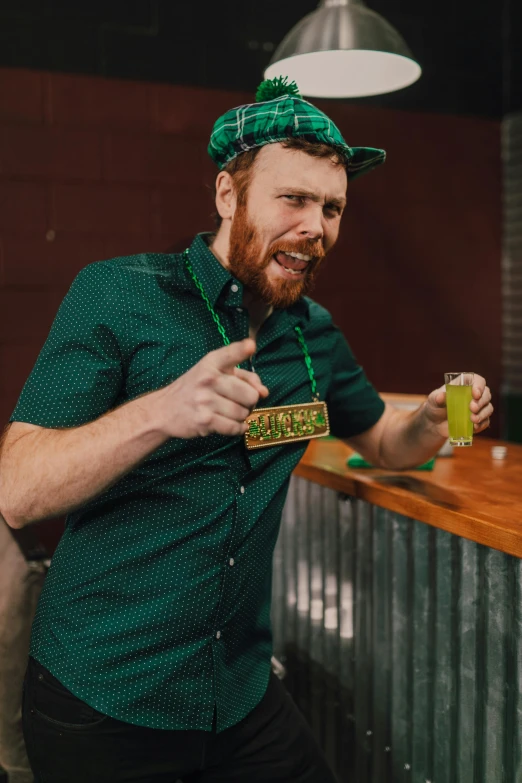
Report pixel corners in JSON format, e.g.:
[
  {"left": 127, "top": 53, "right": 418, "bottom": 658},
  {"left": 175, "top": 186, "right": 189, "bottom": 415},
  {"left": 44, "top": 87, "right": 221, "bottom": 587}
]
[
  {"left": 0, "top": 517, "right": 47, "bottom": 783},
  {"left": 0, "top": 78, "right": 493, "bottom": 782}
]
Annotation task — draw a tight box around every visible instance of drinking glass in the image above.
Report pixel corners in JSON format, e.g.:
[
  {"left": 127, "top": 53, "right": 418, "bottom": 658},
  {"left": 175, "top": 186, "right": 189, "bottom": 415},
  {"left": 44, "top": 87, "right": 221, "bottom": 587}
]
[{"left": 444, "top": 372, "right": 474, "bottom": 447}]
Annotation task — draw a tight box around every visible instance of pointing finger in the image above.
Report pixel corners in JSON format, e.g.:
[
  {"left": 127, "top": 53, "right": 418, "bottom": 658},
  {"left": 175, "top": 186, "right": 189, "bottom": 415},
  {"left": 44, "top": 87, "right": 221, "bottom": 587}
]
[{"left": 209, "top": 339, "right": 257, "bottom": 372}]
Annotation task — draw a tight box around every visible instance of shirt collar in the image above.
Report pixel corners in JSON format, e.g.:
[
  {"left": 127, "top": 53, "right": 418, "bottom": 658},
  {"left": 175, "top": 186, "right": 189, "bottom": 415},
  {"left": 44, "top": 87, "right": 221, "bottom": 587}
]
[{"left": 185, "top": 233, "right": 235, "bottom": 309}]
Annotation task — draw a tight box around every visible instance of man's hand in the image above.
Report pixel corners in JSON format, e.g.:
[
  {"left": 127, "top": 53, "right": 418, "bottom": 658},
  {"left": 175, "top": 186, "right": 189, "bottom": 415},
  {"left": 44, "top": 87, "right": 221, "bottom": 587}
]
[
  {"left": 423, "top": 374, "right": 493, "bottom": 438},
  {"left": 154, "top": 338, "right": 269, "bottom": 440}
]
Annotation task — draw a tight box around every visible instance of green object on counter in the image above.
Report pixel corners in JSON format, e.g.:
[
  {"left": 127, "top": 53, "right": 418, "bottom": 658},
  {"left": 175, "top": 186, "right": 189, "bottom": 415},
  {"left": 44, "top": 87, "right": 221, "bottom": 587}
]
[{"left": 347, "top": 453, "right": 436, "bottom": 470}]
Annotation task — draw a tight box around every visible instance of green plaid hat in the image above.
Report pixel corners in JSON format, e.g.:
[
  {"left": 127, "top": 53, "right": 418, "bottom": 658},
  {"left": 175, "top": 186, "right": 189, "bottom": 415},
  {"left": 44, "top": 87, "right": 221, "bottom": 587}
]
[{"left": 208, "top": 76, "right": 386, "bottom": 181}]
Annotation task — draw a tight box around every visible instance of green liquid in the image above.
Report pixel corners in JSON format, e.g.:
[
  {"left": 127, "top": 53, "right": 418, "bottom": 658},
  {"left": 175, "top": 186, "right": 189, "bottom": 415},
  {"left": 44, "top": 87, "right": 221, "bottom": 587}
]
[{"left": 445, "top": 384, "right": 473, "bottom": 445}]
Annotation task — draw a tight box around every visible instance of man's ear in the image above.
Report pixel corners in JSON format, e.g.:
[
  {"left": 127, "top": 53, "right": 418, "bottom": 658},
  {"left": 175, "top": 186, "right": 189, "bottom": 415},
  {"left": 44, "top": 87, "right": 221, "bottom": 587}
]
[{"left": 215, "top": 171, "right": 237, "bottom": 221}]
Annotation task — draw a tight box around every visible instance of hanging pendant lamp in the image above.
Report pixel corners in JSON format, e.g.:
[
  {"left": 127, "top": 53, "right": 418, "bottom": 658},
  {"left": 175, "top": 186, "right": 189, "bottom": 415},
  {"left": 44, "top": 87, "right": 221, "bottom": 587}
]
[{"left": 264, "top": 0, "right": 422, "bottom": 98}]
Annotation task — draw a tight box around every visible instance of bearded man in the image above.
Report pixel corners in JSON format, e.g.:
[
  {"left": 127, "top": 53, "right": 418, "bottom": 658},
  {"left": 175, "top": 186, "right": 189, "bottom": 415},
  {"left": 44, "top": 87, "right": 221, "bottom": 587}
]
[{"left": 0, "top": 78, "right": 493, "bottom": 783}]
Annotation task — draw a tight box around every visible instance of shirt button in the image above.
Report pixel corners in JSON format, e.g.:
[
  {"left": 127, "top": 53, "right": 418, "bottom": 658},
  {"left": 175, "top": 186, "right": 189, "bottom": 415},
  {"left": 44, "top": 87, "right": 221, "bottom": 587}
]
[
  {"left": 216, "top": 631, "right": 221, "bottom": 640},
  {"left": 236, "top": 307, "right": 243, "bottom": 313},
  {"left": 229, "top": 558, "right": 235, "bottom": 567},
  {"left": 231, "top": 284, "right": 239, "bottom": 293},
  {"left": 240, "top": 486, "right": 245, "bottom": 494}
]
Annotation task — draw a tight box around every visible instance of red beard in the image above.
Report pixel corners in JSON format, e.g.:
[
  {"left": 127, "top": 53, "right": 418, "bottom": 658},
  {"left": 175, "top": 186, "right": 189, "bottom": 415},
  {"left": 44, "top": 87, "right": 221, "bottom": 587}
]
[{"left": 226, "top": 202, "right": 327, "bottom": 309}]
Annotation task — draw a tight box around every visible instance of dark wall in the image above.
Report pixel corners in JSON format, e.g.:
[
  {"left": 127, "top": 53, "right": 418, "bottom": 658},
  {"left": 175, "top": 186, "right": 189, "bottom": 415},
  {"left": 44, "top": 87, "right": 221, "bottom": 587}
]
[
  {"left": 0, "top": 0, "right": 504, "bottom": 118},
  {"left": 0, "top": 68, "right": 502, "bottom": 548},
  {"left": 0, "top": 66, "right": 502, "bottom": 421},
  {"left": 312, "top": 104, "right": 502, "bottom": 407},
  {"left": 505, "top": 0, "right": 522, "bottom": 114}
]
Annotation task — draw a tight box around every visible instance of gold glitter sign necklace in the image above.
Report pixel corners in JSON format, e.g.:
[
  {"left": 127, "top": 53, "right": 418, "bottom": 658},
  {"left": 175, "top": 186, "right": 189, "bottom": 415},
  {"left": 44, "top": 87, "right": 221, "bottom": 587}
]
[{"left": 183, "top": 249, "right": 330, "bottom": 450}]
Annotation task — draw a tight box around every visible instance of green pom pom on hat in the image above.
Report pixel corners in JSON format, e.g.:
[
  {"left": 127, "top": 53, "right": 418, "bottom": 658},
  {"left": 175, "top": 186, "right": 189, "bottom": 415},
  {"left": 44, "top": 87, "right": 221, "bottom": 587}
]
[
  {"left": 208, "top": 76, "right": 386, "bottom": 182},
  {"left": 255, "top": 76, "right": 301, "bottom": 102}
]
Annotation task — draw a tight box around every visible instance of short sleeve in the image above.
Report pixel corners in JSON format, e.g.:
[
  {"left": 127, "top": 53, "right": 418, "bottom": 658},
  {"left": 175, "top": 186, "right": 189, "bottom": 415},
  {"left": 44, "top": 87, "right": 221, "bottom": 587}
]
[
  {"left": 10, "top": 262, "right": 124, "bottom": 428},
  {"left": 326, "top": 327, "right": 385, "bottom": 439}
]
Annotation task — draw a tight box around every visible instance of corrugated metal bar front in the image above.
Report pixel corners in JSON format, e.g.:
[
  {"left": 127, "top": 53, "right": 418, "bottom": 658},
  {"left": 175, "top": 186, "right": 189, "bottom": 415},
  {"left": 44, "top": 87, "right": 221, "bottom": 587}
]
[{"left": 272, "top": 476, "right": 522, "bottom": 783}]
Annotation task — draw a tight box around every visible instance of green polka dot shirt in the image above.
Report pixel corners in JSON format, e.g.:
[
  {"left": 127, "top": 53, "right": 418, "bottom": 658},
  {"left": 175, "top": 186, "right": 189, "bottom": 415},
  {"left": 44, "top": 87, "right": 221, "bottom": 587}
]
[{"left": 10, "top": 233, "right": 384, "bottom": 732}]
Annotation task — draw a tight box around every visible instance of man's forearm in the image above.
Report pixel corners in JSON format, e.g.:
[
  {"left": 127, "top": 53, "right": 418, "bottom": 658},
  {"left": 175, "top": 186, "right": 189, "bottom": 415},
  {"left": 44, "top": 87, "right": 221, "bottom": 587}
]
[
  {"left": 378, "top": 403, "right": 447, "bottom": 470},
  {"left": 0, "top": 392, "right": 169, "bottom": 529}
]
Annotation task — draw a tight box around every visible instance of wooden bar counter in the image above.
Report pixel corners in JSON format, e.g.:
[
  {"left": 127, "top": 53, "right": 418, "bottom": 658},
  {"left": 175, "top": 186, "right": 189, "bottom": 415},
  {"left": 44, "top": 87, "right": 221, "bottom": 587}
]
[{"left": 296, "top": 436, "right": 522, "bottom": 558}]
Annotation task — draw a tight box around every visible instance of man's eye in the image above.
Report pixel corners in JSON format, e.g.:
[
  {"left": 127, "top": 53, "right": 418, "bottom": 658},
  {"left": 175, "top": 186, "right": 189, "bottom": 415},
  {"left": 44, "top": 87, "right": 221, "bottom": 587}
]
[
  {"left": 325, "top": 205, "right": 341, "bottom": 217},
  {"left": 284, "top": 195, "right": 304, "bottom": 203}
]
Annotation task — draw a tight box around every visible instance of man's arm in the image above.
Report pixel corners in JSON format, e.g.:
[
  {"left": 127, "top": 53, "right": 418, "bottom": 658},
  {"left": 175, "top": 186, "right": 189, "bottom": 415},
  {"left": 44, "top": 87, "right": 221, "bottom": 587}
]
[
  {"left": 345, "top": 377, "right": 493, "bottom": 470},
  {"left": 0, "top": 401, "right": 168, "bottom": 530},
  {"left": 345, "top": 403, "right": 446, "bottom": 470},
  {"left": 0, "top": 339, "right": 267, "bottom": 529}
]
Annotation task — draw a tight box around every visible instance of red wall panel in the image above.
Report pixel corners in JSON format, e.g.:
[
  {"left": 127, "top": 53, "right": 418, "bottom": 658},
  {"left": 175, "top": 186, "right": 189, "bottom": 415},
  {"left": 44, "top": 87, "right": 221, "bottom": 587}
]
[
  {"left": 0, "top": 69, "right": 44, "bottom": 125},
  {"left": 0, "top": 181, "right": 48, "bottom": 235},
  {"left": 1, "top": 236, "right": 107, "bottom": 288},
  {"left": 1, "top": 125, "right": 102, "bottom": 180},
  {"left": 52, "top": 183, "right": 152, "bottom": 235},
  {"left": 49, "top": 72, "right": 153, "bottom": 130}
]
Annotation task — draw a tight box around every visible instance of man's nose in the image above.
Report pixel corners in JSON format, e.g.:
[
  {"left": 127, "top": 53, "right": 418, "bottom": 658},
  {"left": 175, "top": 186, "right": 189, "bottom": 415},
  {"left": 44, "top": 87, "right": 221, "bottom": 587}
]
[{"left": 297, "top": 206, "right": 324, "bottom": 241}]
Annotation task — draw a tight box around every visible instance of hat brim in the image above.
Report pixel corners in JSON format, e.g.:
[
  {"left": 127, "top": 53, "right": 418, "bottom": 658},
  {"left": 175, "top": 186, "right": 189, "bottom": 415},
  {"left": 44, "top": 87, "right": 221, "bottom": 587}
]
[{"left": 345, "top": 146, "right": 386, "bottom": 181}]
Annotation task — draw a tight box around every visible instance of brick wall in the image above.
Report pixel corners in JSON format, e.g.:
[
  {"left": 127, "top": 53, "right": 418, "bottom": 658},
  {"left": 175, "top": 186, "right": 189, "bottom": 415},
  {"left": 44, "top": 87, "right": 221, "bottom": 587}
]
[{"left": 0, "top": 67, "right": 502, "bottom": 548}]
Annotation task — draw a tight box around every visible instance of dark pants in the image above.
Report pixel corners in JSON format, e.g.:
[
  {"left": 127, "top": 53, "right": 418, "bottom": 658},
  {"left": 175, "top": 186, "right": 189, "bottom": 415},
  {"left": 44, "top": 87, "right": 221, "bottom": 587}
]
[{"left": 22, "top": 657, "right": 339, "bottom": 782}]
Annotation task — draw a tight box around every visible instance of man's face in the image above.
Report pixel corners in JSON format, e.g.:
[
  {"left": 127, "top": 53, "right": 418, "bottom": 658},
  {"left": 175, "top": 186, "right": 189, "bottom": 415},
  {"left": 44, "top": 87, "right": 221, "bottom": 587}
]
[{"left": 226, "top": 144, "right": 347, "bottom": 309}]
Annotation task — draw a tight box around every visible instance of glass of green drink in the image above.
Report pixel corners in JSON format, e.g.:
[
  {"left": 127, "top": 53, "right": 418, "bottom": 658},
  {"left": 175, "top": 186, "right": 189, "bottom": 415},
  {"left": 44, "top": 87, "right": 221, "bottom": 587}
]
[{"left": 444, "top": 372, "right": 474, "bottom": 446}]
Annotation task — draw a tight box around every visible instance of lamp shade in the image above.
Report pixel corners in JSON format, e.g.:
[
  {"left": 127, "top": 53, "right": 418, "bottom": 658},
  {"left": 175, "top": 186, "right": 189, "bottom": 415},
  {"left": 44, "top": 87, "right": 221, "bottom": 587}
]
[{"left": 264, "top": 0, "right": 422, "bottom": 98}]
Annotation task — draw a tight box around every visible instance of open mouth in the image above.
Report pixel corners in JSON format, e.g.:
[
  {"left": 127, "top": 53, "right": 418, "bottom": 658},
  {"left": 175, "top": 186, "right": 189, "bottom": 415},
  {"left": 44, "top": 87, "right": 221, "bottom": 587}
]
[{"left": 272, "top": 251, "right": 312, "bottom": 276}]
